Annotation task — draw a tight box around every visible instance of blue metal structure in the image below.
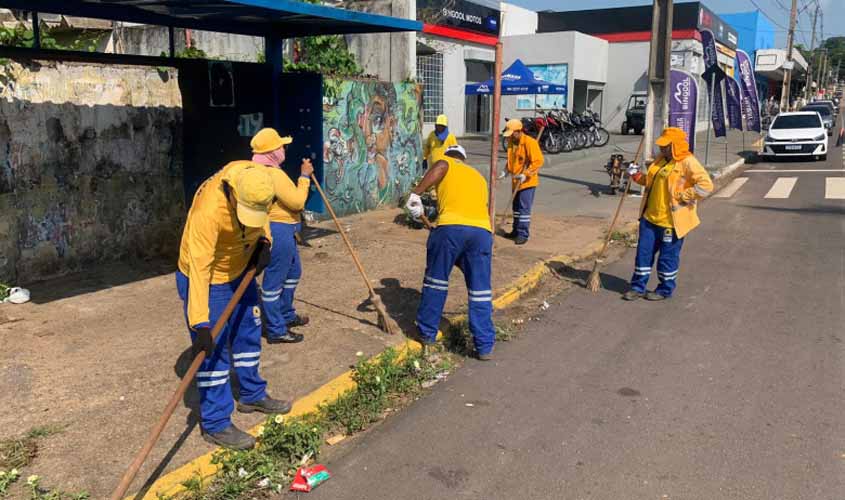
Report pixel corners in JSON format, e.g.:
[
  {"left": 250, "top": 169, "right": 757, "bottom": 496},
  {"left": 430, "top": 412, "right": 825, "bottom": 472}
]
[{"left": 0, "top": 0, "right": 421, "bottom": 37}]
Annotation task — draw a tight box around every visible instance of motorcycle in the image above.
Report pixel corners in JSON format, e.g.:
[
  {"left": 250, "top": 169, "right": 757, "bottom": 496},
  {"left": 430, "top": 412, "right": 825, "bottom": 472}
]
[{"left": 589, "top": 111, "right": 611, "bottom": 147}]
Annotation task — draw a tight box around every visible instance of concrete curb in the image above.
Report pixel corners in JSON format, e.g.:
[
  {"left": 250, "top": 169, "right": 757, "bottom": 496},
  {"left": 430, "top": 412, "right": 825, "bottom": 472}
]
[{"left": 127, "top": 226, "right": 640, "bottom": 499}]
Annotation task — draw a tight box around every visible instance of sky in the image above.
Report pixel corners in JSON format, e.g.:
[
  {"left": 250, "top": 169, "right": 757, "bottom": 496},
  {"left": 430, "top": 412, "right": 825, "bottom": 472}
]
[{"left": 506, "top": 0, "right": 844, "bottom": 47}]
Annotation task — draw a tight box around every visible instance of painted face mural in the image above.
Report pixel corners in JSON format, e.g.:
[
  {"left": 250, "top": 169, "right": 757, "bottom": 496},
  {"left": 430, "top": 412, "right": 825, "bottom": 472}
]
[{"left": 322, "top": 80, "right": 423, "bottom": 217}]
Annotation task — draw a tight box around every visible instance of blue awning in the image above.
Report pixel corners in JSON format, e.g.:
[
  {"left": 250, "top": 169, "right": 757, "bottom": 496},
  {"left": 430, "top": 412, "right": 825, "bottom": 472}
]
[
  {"left": 466, "top": 59, "right": 567, "bottom": 95},
  {"left": 0, "top": 0, "right": 422, "bottom": 38}
]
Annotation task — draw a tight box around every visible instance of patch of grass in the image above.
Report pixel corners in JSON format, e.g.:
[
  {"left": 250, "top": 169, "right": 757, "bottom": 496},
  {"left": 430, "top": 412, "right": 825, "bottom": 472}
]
[
  {"left": 0, "top": 424, "right": 66, "bottom": 470},
  {"left": 24, "top": 475, "right": 89, "bottom": 500},
  {"left": 0, "top": 283, "right": 9, "bottom": 302},
  {"left": 608, "top": 230, "right": 638, "bottom": 248},
  {"left": 445, "top": 319, "right": 515, "bottom": 356},
  {"left": 0, "top": 468, "right": 21, "bottom": 497}
]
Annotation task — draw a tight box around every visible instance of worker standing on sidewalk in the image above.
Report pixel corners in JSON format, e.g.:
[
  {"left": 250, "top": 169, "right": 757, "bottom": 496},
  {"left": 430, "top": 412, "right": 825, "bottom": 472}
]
[
  {"left": 249, "top": 128, "right": 313, "bottom": 344},
  {"left": 422, "top": 114, "right": 457, "bottom": 169},
  {"left": 503, "top": 118, "right": 544, "bottom": 245},
  {"left": 405, "top": 145, "right": 496, "bottom": 360},
  {"left": 177, "top": 162, "right": 291, "bottom": 451},
  {"left": 623, "top": 127, "right": 713, "bottom": 301}
]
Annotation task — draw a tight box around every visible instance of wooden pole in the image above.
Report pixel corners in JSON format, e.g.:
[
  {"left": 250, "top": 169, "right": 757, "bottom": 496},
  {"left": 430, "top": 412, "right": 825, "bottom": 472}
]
[
  {"left": 489, "top": 40, "right": 503, "bottom": 232},
  {"left": 780, "top": 0, "right": 798, "bottom": 112}
]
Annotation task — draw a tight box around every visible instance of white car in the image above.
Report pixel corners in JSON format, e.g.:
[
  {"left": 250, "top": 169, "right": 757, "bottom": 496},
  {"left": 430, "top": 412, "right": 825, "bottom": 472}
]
[{"left": 762, "top": 111, "right": 828, "bottom": 161}]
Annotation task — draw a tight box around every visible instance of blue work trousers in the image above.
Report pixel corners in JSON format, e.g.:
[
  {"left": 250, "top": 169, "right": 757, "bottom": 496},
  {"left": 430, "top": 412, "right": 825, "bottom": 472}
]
[
  {"left": 512, "top": 187, "right": 536, "bottom": 239},
  {"left": 630, "top": 218, "right": 685, "bottom": 297},
  {"left": 261, "top": 222, "right": 302, "bottom": 339},
  {"left": 416, "top": 225, "right": 495, "bottom": 356},
  {"left": 176, "top": 271, "right": 267, "bottom": 434}
]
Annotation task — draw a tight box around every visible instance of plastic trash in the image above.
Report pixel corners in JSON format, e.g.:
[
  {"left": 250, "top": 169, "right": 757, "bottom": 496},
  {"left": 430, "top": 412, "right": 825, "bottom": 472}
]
[
  {"left": 290, "top": 464, "right": 331, "bottom": 492},
  {"left": 4, "top": 287, "right": 30, "bottom": 304}
]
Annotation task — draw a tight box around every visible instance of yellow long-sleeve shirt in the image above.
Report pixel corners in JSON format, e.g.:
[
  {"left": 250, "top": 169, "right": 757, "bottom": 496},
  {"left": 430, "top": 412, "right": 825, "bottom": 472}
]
[
  {"left": 178, "top": 162, "right": 272, "bottom": 328},
  {"left": 265, "top": 165, "right": 311, "bottom": 224},
  {"left": 506, "top": 134, "right": 544, "bottom": 192},
  {"left": 423, "top": 131, "right": 457, "bottom": 166}
]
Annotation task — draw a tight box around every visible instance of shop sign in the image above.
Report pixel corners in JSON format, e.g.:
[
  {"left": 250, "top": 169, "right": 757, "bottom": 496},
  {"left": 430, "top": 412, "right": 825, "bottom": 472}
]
[{"left": 417, "top": 0, "right": 501, "bottom": 37}]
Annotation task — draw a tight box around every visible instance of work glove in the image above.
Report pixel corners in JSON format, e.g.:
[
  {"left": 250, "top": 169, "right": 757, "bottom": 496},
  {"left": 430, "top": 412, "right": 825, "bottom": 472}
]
[
  {"left": 405, "top": 193, "right": 423, "bottom": 218},
  {"left": 497, "top": 170, "right": 508, "bottom": 180},
  {"left": 192, "top": 327, "right": 215, "bottom": 359},
  {"left": 626, "top": 163, "right": 640, "bottom": 176},
  {"left": 249, "top": 237, "right": 272, "bottom": 274},
  {"left": 515, "top": 173, "right": 527, "bottom": 183},
  {"left": 679, "top": 190, "right": 696, "bottom": 203},
  {"left": 300, "top": 158, "right": 314, "bottom": 178}
]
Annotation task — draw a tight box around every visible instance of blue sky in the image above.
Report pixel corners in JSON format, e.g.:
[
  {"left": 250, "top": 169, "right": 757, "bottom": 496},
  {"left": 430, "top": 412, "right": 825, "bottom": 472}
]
[{"left": 507, "top": 0, "right": 844, "bottom": 47}]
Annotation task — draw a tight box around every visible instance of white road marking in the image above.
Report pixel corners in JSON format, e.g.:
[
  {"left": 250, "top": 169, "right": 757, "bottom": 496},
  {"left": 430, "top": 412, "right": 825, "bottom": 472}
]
[
  {"left": 825, "top": 178, "right": 845, "bottom": 199},
  {"left": 764, "top": 177, "right": 798, "bottom": 199},
  {"left": 713, "top": 177, "right": 748, "bottom": 198},
  {"left": 746, "top": 169, "right": 845, "bottom": 173}
]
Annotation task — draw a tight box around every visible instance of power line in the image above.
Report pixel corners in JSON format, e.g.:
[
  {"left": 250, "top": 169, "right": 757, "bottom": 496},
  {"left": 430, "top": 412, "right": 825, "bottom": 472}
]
[{"left": 747, "top": 0, "right": 789, "bottom": 30}]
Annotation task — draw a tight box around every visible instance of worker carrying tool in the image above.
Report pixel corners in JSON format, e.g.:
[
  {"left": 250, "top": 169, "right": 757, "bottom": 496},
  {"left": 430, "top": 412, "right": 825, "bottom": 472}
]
[
  {"left": 422, "top": 114, "right": 457, "bottom": 169},
  {"left": 623, "top": 127, "right": 713, "bottom": 301},
  {"left": 177, "top": 162, "right": 292, "bottom": 451},
  {"left": 405, "top": 145, "right": 496, "bottom": 360},
  {"left": 503, "top": 118, "right": 544, "bottom": 245},
  {"left": 249, "top": 128, "right": 314, "bottom": 344}
]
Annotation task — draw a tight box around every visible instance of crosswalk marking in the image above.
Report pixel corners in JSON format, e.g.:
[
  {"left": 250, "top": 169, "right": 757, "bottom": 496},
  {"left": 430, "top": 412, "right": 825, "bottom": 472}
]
[
  {"left": 825, "top": 178, "right": 845, "bottom": 199},
  {"left": 713, "top": 177, "right": 748, "bottom": 198},
  {"left": 764, "top": 177, "right": 798, "bottom": 199}
]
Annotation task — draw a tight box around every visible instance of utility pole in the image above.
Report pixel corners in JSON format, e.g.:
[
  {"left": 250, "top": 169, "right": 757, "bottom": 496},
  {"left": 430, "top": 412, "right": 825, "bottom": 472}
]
[
  {"left": 821, "top": 48, "right": 830, "bottom": 92},
  {"left": 644, "top": 0, "right": 673, "bottom": 160},
  {"left": 804, "top": 4, "right": 818, "bottom": 102},
  {"left": 814, "top": 48, "right": 825, "bottom": 99},
  {"left": 780, "top": 0, "right": 798, "bottom": 112}
]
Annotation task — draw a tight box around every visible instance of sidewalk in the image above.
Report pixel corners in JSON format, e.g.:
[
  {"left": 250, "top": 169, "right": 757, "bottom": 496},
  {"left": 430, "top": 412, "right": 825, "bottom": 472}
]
[{"left": 0, "top": 205, "right": 636, "bottom": 498}]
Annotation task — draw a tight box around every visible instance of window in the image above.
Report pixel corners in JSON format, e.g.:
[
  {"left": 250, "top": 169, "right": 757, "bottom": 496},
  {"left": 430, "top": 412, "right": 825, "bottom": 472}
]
[
  {"left": 772, "top": 114, "right": 822, "bottom": 129},
  {"left": 417, "top": 53, "right": 444, "bottom": 123}
]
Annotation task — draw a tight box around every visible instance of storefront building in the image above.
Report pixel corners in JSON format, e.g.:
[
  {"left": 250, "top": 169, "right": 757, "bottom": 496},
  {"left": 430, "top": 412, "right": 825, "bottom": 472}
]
[{"left": 721, "top": 10, "right": 776, "bottom": 102}]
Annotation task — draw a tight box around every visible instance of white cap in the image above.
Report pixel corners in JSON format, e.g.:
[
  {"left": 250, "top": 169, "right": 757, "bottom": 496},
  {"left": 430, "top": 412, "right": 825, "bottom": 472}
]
[{"left": 444, "top": 145, "right": 467, "bottom": 160}]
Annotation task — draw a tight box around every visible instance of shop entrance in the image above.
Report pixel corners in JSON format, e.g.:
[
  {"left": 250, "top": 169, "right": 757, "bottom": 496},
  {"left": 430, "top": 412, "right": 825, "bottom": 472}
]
[{"left": 465, "top": 60, "right": 493, "bottom": 134}]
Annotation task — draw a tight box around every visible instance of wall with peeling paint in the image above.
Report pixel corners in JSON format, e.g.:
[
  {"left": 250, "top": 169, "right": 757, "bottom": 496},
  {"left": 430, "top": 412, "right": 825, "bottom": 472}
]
[{"left": 0, "top": 59, "right": 184, "bottom": 284}]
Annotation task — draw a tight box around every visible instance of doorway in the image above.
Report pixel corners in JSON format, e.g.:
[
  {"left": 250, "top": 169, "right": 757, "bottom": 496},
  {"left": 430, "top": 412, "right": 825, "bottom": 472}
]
[{"left": 465, "top": 60, "right": 493, "bottom": 134}]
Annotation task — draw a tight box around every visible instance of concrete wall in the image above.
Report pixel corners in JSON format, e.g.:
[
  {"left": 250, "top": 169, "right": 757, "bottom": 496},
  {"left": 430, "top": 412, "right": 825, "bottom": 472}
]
[
  {"left": 345, "top": 0, "right": 416, "bottom": 81},
  {"left": 501, "top": 2, "right": 537, "bottom": 36},
  {"left": 108, "top": 25, "right": 263, "bottom": 62},
  {"left": 0, "top": 60, "right": 183, "bottom": 284}
]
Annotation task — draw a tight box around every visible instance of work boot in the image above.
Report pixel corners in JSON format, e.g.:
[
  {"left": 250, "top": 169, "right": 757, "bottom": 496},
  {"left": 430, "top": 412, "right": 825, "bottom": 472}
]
[
  {"left": 514, "top": 237, "right": 528, "bottom": 245},
  {"left": 202, "top": 425, "right": 256, "bottom": 451},
  {"left": 476, "top": 350, "right": 494, "bottom": 361},
  {"left": 645, "top": 291, "right": 669, "bottom": 301},
  {"left": 503, "top": 230, "right": 517, "bottom": 239},
  {"left": 267, "top": 332, "right": 304, "bottom": 344},
  {"left": 287, "top": 314, "right": 310, "bottom": 328},
  {"left": 237, "top": 396, "right": 293, "bottom": 415},
  {"left": 622, "top": 290, "right": 645, "bottom": 301}
]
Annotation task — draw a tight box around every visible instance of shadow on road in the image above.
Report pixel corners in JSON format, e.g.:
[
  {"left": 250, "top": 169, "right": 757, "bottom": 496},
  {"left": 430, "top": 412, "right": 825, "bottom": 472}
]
[{"left": 548, "top": 261, "right": 630, "bottom": 294}]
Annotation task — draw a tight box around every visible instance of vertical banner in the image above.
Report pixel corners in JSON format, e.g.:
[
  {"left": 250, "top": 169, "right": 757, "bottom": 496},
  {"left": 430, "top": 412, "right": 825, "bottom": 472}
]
[
  {"left": 670, "top": 69, "right": 699, "bottom": 152},
  {"left": 724, "top": 77, "right": 743, "bottom": 131},
  {"left": 735, "top": 49, "right": 762, "bottom": 132},
  {"left": 700, "top": 29, "right": 726, "bottom": 138}
]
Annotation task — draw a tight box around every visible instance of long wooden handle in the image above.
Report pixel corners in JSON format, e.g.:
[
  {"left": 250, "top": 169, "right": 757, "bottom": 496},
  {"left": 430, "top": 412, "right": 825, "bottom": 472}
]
[
  {"left": 419, "top": 214, "right": 433, "bottom": 230},
  {"left": 595, "top": 136, "right": 647, "bottom": 259},
  {"left": 310, "top": 174, "right": 377, "bottom": 297},
  {"left": 110, "top": 267, "right": 258, "bottom": 500}
]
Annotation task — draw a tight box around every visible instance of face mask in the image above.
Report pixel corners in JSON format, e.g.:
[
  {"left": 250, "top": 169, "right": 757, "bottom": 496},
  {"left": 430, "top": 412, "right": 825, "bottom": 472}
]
[{"left": 436, "top": 127, "right": 449, "bottom": 142}]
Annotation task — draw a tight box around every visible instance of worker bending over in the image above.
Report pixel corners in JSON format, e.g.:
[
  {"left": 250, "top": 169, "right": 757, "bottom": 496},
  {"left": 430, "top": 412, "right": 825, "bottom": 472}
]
[
  {"left": 503, "top": 118, "right": 544, "bottom": 245},
  {"left": 177, "top": 162, "right": 290, "bottom": 451},
  {"left": 422, "top": 114, "right": 457, "bottom": 169},
  {"left": 250, "top": 128, "right": 313, "bottom": 344},
  {"left": 405, "top": 145, "right": 495, "bottom": 360},
  {"left": 623, "top": 127, "right": 713, "bottom": 301}
]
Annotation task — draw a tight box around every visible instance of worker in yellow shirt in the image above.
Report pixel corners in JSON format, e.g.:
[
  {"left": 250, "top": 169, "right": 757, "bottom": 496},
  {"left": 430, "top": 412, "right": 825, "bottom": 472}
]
[
  {"left": 503, "top": 118, "right": 544, "bottom": 245},
  {"left": 177, "top": 162, "right": 291, "bottom": 451},
  {"left": 405, "top": 145, "right": 495, "bottom": 360},
  {"left": 623, "top": 127, "right": 713, "bottom": 301},
  {"left": 248, "top": 128, "right": 314, "bottom": 344},
  {"left": 422, "top": 114, "right": 457, "bottom": 169}
]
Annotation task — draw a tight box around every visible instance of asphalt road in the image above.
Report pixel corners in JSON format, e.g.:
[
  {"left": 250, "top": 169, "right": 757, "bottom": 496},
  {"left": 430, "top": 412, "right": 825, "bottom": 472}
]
[{"left": 307, "top": 132, "right": 845, "bottom": 500}]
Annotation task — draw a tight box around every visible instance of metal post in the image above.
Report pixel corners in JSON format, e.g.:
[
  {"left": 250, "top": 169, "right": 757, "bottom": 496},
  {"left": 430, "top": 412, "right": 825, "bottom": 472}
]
[
  {"left": 168, "top": 25, "right": 176, "bottom": 58},
  {"left": 805, "top": 5, "right": 818, "bottom": 102},
  {"left": 644, "top": 0, "right": 673, "bottom": 161},
  {"left": 780, "top": 0, "right": 798, "bottom": 112},
  {"left": 705, "top": 73, "right": 714, "bottom": 165},
  {"left": 489, "top": 40, "right": 503, "bottom": 232},
  {"left": 32, "top": 11, "right": 40, "bottom": 49}
]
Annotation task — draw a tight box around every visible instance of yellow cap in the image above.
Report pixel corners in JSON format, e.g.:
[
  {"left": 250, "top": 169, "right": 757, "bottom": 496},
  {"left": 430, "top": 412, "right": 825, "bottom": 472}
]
[
  {"left": 655, "top": 127, "right": 686, "bottom": 147},
  {"left": 232, "top": 166, "right": 274, "bottom": 228},
  {"left": 435, "top": 114, "right": 448, "bottom": 126},
  {"left": 502, "top": 118, "right": 523, "bottom": 137},
  {"left": 251, "top": 128, "right": 293, "bottom": 154}
]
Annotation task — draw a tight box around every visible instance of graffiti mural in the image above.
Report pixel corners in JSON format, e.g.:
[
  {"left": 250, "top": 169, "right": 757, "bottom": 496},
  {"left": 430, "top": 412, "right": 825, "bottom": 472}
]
[{"left": 322, "top": 79, "right": 423, "bottom": 217}]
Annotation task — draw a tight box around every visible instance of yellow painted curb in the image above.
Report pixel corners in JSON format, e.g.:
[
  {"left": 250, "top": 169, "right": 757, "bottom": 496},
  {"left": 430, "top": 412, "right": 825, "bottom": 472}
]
[{"left": 128, "top": 227, "right": 632, "bottom": 499}]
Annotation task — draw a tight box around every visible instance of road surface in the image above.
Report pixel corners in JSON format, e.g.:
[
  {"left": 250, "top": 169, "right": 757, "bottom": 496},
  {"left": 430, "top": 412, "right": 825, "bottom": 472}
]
[{"left": 308, "top": 130, "right": 845, "bottom": 500}]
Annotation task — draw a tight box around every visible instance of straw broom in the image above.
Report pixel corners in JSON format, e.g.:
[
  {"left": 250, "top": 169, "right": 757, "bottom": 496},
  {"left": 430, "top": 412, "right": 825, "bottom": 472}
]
[{"left": 586, "top": 136, "right": 646, "bottom": 292}]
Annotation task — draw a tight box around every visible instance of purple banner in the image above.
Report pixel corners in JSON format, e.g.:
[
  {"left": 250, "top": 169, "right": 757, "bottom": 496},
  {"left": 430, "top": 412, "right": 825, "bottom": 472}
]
[
  {"left": 725, "top": 76, "right": 743, "bottom": 131},
  {"left": 670, "top": 69, "right": 699, "bottom": 152},
  {"left": 735, "top": 49, "right": 762, "bottom": 132},
  {"left": 700, "top": 29, "right": 726, "bottom": 138}
]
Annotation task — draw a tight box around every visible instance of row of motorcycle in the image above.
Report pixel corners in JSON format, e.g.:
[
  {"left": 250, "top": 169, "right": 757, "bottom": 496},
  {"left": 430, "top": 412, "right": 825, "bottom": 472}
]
[{"left": 503, "top": 107, "right": 610, "bottom": 154}]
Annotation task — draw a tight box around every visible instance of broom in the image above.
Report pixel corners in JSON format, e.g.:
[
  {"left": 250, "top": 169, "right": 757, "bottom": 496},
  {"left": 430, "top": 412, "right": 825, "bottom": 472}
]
[
  {"left": 586, "top": 135, "right": 646, "bottom": 292},
  {"left": 310, "top": 174, "right": 400, "bottom": 335}
]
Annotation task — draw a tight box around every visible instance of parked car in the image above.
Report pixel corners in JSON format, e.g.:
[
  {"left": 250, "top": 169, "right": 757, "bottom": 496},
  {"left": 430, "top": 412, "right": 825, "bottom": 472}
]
[
  {"left": 621, "top": 92, "right": 646, "bottom": 135},
  {"left": 811, "top": 99, "right": 837, "bottom": 117},
  {"left": 762, "top": 111, "right": 828, "bottom": 161},
  {"left": 800, "top": 104, "right": 834, "bottom": 134}
]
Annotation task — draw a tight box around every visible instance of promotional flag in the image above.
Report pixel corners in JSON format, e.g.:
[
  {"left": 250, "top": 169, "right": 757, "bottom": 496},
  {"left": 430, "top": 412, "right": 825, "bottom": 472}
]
[
  {"left": 700, "top": 29, "right": 726, "bottom": 138},
  {"left": 725, "top": 76, "right": 743, "bottom": 131},
  {"left": 735, "top": 49, "right": 762, "bottom": 132},
  {"left": 670, "top": 69, "right": 699, "bottom": 152}
]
